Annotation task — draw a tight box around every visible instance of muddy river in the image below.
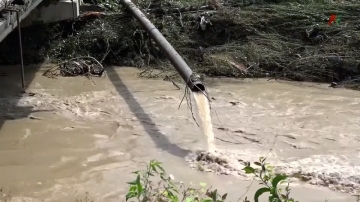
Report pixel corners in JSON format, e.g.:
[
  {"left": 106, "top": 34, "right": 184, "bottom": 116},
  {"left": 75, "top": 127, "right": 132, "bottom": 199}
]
[{"left": 0, "top": 65, "right": 358, "bottom": 202}]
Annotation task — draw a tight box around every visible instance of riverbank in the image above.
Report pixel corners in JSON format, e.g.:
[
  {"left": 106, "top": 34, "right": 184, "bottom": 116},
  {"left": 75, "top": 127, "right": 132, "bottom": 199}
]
[{"left": 0, "top": 0, "right": 359, "bottom": 88}]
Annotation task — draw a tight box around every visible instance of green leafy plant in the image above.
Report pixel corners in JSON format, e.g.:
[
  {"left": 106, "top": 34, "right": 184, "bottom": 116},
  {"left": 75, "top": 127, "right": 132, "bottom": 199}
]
[
  {"left": 126, "top": 159, "right": 298, "bottom": 202},
  {"left": 242, "top": 157, "right": 297, "bottom": 202},
  {"left": 125, "top": 160, "right": 228, "bottom": 202}
]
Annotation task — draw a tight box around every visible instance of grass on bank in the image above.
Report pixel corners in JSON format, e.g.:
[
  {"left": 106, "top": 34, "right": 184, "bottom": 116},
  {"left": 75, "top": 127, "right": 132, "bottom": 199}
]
[{"left": 0, "top": 0, "right": 359, "bottom": 86}]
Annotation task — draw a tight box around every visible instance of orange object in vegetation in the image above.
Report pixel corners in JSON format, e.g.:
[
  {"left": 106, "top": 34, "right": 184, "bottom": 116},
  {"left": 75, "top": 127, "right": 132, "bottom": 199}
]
[{"left": 328, "top": 14, "right": 336, "bottom": 25}]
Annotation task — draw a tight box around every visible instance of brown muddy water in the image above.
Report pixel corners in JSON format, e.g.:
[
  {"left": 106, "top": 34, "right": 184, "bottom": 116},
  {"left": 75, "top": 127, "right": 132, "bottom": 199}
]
[
  {"left": 0, "top": 65, "right": 358, "bottom": 202},
  {"left": 193, "top": 92, "right": 216, "bottom": 153}
]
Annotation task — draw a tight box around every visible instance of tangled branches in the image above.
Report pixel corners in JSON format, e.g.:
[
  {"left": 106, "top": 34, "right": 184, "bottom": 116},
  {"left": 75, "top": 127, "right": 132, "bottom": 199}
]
[{"left": 42, "top": 56, "right": 106, "bottom": 78}]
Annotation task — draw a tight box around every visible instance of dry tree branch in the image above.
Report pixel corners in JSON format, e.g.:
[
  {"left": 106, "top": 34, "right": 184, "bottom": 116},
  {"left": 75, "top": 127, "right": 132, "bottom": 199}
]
[
  {"left": 179, "top": 85, "right": 200, "bottom": 127},
  {"left": 177, "top": 9, "right": 184, "bottom": 28},
  {"left": 42, "top": 56, "right": 106, "bottom": 81}
]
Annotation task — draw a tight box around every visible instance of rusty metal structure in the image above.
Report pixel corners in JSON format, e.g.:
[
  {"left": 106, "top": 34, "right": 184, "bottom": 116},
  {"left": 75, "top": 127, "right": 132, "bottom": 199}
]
[{"left": 3, "top": 8, "right": 24, "bottom": 88}]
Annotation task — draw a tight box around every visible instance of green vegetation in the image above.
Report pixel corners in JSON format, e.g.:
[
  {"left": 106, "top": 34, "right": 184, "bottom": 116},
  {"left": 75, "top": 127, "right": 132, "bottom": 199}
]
[
  {"left": 0, "top": 0, "right": 359, "bottom": 87},
  {"left": 126, "top": 159, "right": 297, "bottom": 202}
]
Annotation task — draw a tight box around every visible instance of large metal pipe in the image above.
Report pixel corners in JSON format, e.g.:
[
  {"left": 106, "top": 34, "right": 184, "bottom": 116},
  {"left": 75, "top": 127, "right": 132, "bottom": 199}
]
[
  {"left": 4, "top": 8, "right": 25, "bottom": 89},
  {"left": 121, "top": 0, "right": 205, "bottom": 92}
]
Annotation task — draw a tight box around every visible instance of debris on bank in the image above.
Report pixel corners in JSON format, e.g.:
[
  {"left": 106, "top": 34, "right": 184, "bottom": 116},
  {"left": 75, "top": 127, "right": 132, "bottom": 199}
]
[
  {"left": 0, "top": 0, "right": 360, "bottom": 87},
  {"left": 185, "top": 150, "right": 250, "bottom": 177},
  {"left": 42, "top": 56, "right": 106, "bottom": 78}
]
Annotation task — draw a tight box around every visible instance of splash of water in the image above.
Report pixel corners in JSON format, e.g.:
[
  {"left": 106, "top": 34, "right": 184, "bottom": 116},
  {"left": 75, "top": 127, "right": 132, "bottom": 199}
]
[{"left": 193, "top": 92, "right": 215, "bottom": 153}]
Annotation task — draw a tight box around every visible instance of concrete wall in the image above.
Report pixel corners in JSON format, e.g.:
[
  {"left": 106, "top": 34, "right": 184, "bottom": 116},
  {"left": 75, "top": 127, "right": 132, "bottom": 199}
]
[
  {"left": 21, "top": 0, "right": 80, "bottom": 27},
  {"left": 0, "top": 0, "right": 44, "bottom": 42}
]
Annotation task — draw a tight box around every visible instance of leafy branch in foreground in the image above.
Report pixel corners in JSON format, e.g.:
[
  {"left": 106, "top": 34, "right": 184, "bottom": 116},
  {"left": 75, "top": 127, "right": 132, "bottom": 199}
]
[
  {"left": 126, "top": 159, "right": 297, "bottom": 202},
  {"left": 125, "top": 160, "right": 227, "bottom": 202},
  {"left": 242, "top": 157, "right": 297, "bottom": 202}
]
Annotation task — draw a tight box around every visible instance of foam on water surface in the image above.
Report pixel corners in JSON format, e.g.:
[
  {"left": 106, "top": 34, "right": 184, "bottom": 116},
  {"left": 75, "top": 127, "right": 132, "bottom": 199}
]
[{"left": 185, "top": 149, "right": 360, "bottom": 194}]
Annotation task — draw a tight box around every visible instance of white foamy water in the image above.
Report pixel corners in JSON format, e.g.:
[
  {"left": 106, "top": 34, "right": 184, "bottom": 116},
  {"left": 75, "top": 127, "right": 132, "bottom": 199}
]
[{"left": 184, "top": 78, "right": 360, "bottom": 196}]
